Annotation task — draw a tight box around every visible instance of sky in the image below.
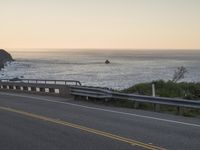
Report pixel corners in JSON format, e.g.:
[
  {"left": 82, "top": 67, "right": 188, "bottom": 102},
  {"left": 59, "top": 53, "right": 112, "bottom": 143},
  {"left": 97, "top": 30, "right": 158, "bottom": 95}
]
[{"left": 1, "top": 0, "right": 200, "bottom": 50}]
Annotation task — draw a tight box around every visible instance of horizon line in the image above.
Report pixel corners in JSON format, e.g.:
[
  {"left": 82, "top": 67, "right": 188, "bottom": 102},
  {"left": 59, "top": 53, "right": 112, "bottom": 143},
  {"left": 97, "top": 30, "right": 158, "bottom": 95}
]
[{"left": 6, "top": 48, "right": 200, "bottom": 50}]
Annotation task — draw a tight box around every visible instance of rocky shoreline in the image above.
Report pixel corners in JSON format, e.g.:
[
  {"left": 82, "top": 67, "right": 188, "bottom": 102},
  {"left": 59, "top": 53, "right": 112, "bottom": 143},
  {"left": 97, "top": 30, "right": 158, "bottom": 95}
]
[{"left": 0, "top": 49, "right": 14, "bottom": 70}]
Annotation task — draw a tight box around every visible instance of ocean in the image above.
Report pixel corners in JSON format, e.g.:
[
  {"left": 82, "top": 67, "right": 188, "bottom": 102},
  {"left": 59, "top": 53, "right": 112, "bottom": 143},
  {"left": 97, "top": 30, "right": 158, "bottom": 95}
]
[{"left": 1, "top": 49, "right": 200, "bottom": 89}]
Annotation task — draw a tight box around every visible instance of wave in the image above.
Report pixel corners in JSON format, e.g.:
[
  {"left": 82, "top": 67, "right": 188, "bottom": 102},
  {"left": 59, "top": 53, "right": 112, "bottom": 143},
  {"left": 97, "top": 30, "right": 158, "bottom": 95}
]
[{"left": 2, "top": 50, "right": 200, "bottom": 89}]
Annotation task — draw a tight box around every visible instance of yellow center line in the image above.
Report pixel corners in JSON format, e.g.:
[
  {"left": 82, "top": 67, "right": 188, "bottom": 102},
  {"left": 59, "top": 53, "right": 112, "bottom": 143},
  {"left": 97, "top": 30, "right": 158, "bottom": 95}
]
[{"left": 0, "top": 106, "right": 167, "bottom": 150}]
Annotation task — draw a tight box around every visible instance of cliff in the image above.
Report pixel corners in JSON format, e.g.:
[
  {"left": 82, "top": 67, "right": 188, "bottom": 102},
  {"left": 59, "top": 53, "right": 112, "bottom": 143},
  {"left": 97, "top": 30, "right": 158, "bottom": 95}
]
[{"left": 0, "top": 49, "right": 14, "bottom": 70}]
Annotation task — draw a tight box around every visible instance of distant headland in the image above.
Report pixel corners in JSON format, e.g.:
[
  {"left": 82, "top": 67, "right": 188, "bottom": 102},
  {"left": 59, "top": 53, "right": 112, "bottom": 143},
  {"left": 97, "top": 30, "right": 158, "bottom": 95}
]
[{"left": 0, "top": 49, "right": 14, "bottom": 70}]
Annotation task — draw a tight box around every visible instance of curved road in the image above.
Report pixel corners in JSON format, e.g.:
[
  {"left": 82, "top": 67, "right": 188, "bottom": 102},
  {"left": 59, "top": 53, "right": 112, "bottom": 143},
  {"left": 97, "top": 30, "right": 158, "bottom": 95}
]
[{"left": 0, "top": 92, "right": 199, "bottom": 150}]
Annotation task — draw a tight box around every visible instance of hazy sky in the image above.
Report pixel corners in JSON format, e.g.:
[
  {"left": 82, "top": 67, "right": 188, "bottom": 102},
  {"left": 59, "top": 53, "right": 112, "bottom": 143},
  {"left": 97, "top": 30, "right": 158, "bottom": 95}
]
[{"left": 1, "top": 0, "right": 200, "bottom": 49}]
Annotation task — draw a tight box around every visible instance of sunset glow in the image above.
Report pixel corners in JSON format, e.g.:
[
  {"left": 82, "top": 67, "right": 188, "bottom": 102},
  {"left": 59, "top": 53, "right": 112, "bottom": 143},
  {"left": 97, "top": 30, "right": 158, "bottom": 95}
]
[{"left": 1, "top": 0, "right": 200, "bottom": 50}]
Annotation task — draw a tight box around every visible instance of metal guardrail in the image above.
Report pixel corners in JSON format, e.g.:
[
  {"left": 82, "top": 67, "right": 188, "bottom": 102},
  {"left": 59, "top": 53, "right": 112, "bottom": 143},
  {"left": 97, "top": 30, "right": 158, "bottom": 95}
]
[
  {"left": 0, "top": 79, "right": 81, "bottom": 86},
  {"left": 70, "top": 86, "right": 200, "bottom": 109},
  {"left": 70, "top": 86, "right": 112, "bottom": 99},
  {"left": 0, "top": 78, "right": 199, "bottom": 110}
]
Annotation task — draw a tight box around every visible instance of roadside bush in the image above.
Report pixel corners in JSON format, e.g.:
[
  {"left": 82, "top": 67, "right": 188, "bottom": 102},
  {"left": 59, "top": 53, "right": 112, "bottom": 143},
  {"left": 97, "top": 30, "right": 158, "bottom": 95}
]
[{"left": 122, "top": 80, "right": 200, "bottom": 100}]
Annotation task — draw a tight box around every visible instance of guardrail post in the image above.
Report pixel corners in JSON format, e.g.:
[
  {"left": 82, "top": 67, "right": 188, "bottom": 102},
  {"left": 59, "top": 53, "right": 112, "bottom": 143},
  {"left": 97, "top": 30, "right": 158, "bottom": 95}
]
[
  {"left": 134, "top": 101, "right": 139, "bottom": 109},
  {"left": 152, "top": 83, "right": 155, "bottom": 97},
  {"left": 74, "top": 95, "right": 78, "bottom": 100},
  {"left": 105, "top": 98, "right": 109, "bottom": 102},
  {"left": 177, "top": 106, "right": 184, "bottom": 115},
  {"left": 153, "top": 104, "right": 160, "bottom": 112}
]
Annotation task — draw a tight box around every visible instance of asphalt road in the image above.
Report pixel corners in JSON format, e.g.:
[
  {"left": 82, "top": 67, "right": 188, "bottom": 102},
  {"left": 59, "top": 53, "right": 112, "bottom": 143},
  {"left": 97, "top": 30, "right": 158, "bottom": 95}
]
[{"left": 0, "top": 92, "right": 199, "bottom": 150}]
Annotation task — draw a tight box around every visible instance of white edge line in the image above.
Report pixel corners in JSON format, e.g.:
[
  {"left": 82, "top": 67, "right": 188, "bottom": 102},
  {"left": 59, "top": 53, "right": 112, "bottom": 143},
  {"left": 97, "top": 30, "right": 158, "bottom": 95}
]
[{"left": 1, "top": 92, "right": 200, "bottom": 128}]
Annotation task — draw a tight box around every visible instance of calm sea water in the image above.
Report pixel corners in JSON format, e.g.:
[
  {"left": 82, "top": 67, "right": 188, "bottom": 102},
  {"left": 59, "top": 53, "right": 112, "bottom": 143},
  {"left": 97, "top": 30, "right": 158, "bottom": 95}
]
[{"left": 1, "top": 49, "right": 200, "bottom": 89}]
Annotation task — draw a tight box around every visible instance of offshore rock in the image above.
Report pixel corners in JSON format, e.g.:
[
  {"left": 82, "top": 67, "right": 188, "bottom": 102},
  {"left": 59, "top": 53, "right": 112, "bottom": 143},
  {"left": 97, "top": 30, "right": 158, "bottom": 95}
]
[{"left": 105, "top": 59, "right": 110, "bottom": 64}]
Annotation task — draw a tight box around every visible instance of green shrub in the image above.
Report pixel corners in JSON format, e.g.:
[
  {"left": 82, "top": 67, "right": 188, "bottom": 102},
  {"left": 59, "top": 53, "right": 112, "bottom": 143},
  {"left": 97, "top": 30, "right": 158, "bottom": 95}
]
[{"left": 122, "top": 80, "right": 200, "bottom": 100}]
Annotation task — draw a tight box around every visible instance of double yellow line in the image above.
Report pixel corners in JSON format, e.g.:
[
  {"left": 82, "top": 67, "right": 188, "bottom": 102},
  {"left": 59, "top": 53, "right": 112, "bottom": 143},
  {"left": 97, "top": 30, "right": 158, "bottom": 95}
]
[{"left": 0, "top": 106, "right": 166, "bottom": 150}]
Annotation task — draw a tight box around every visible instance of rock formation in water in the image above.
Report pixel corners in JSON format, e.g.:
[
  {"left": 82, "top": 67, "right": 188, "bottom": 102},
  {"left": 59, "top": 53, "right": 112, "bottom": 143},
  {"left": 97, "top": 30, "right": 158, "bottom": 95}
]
[
  {"left": 0, "top": 49, "right": 14, "bottom": 70},
  {"left": 105, "top": 59, "right": 110, "bottom": 64}
]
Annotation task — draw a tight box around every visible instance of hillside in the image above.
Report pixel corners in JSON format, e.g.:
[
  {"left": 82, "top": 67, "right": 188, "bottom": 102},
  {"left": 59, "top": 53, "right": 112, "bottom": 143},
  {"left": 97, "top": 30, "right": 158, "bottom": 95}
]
[{"left": 0, "top": 49, "right": 13, "bottom": 70}]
